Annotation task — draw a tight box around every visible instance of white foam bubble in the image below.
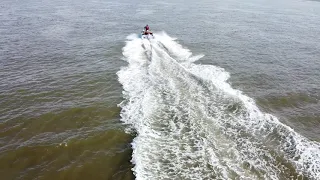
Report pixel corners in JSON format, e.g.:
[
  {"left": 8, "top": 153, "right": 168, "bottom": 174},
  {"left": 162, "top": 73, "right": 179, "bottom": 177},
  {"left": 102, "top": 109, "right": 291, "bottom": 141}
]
[{"left": 117, "top": 32, "right": 320, "bottom": 180}]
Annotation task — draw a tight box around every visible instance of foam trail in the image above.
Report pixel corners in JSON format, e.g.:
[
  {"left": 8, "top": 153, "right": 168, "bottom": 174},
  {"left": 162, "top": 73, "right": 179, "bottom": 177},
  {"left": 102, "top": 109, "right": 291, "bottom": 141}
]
[{"left": 117, "top": 32, "right": 320, "bottom": 180}]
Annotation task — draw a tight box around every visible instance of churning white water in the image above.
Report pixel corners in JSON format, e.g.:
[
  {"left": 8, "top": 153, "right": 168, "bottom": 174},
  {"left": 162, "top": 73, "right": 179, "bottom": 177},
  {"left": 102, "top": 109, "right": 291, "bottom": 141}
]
[{"left": 117, "top": 32, "right": 320, "bottom": 180}]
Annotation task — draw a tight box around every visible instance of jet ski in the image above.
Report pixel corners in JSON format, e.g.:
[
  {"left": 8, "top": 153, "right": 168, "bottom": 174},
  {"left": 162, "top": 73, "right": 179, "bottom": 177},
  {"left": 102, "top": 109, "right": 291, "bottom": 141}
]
[
  {"left": 140, "top": 30, "right": 154, "bottom": 39},
  {"left": 140, "top": 26, "right": 154, "bottom": 39},
  {"left": 139, "top": 25, "right": 154, "bottom": 39}
]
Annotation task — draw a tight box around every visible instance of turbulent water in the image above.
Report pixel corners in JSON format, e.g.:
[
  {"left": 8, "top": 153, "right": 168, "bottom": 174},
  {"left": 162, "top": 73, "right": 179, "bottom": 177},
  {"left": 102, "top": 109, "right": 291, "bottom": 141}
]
[{"left": 118, "top": 33, "right": 320, "bottom": 179}]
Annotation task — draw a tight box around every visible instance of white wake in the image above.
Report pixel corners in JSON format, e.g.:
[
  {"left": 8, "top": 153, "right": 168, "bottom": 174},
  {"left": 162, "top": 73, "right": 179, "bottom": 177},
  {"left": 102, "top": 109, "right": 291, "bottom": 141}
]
[{"left": 117, "top": 32, "right": 320, "bottom": 180}]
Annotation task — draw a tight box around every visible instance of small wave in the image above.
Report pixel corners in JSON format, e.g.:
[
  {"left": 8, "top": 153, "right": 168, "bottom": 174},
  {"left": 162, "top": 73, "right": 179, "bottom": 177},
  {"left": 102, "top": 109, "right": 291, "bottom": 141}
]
[{"left": 117, "top": 32, "right": 320, "bottom": 180}]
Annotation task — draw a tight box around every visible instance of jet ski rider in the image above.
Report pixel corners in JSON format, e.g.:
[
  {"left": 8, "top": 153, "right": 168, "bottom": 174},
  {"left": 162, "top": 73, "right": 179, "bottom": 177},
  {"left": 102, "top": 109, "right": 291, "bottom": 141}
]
[
  {"left": 144, "top": 24, "right": 153, "bottom": 36},
  {"left": 144, "top": 24, "right": 149, "bottom": 31}
]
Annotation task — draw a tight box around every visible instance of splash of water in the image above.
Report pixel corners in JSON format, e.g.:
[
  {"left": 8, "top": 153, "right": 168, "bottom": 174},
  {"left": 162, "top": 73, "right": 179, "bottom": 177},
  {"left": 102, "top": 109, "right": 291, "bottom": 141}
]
[{"left": 117, "top": 32, "right": 320, "bottom": 180}]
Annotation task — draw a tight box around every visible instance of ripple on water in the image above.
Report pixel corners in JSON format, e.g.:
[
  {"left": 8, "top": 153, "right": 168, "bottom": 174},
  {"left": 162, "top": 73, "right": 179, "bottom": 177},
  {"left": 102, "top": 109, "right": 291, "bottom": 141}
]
[{"left": 0, "top": 106, "right": 134, "bottom": 180}]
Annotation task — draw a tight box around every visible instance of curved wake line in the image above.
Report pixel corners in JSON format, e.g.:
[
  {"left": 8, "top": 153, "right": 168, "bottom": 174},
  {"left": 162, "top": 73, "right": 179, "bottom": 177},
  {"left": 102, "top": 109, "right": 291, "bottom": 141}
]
[{"left": 117, "top": 32, "right": 320, "bottom": 180}]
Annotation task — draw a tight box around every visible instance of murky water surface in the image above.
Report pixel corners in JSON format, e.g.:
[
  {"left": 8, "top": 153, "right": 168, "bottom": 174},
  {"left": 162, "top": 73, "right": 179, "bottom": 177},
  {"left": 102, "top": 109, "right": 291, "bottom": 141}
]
[{"left": 1, "top": 0, "right": 319, "bottom": 179}]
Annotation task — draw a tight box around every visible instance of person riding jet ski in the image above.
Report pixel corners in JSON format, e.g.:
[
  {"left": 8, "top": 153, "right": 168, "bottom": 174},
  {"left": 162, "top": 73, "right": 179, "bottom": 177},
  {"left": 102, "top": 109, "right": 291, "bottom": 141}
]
[
  {"left": 144, "top": 24, "right": 150, "bottom": 31},
  {"left": 143, "top": 24, "right": 153, "bottom": 36}
]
